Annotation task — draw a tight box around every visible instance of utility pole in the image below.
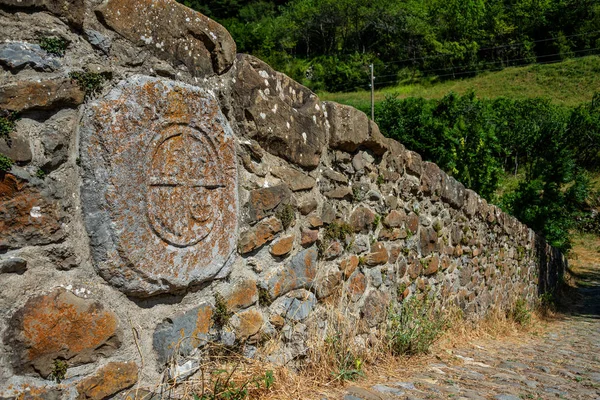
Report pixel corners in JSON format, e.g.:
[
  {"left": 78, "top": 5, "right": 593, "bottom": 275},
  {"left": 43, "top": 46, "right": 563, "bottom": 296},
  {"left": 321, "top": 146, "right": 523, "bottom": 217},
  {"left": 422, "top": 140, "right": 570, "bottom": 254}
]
[{"left": 370, "top": 63, "right": 374, "bottom": 120}]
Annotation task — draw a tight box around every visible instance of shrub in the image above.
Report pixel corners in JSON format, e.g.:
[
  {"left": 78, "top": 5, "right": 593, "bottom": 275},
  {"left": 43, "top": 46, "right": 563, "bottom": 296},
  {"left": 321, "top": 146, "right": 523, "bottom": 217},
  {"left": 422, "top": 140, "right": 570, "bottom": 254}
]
[
  {"left": 194, "top": 369, "right": 274, "bottom": 400},
  {"left": 387, "top": 294, "right": 447, "bottom": 355},
  {"left": 508, "top": 298, "right": 531, "bottom": 325}
]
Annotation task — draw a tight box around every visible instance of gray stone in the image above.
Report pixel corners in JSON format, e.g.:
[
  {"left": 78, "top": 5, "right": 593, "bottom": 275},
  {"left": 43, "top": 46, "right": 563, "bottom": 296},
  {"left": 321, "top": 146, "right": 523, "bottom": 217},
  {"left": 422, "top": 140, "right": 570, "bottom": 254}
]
[
  {"left": 0, "top": 42, "right": 61, "bottom": 72},
  {"left": 0, "top": 0, "right": 85, "bottom": 28},
  {"left": 271, "top": 165, "right": 315, "bottom": 192},
  {"left": 265, "top": 248, "right": 318, "bottom": 298},
  {"left": 0, "top": 127, "right": 31, "bottom": 165},
  {"left": 39, "top": 110, "right": 76, "bottom": 172},
  {"left": 0, "top": 256, "right": 27, "bottom": 274},
  {"left": 285, "top": 290, "right": 316, "bottom": 321},
  {"left": 232, "top": 55, "right": 326, "bottom": 169},
  {"left": 84, "top": 29, "right": 112, "bottom": 54},
  {"left": 153, "top": 303, "right": 214, "bottom": 366},
  {"left": 372, "top": 385, "right": 405, "bottom": 396},
  {"left": 97, "top": 0, "right": 235, "bottom": 76},
  {"left": 80, "top": 76, "right": 238, "bottom": 297}
]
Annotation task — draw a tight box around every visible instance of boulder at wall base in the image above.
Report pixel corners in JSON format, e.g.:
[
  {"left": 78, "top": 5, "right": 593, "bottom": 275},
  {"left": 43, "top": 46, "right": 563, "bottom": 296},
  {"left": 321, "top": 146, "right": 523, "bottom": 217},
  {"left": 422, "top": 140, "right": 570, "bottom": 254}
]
[
  {"left": 80, "top": 76, "right": 238, "bottom": 297},
  {"left": 97, "top": 0, "right": 236, "bottom": 76},
  {"left": 4, "top": 289, "right": 122, "bottom": 378},
  {"left": 232, "top": 54, "right": 327, "bottom": 169}
]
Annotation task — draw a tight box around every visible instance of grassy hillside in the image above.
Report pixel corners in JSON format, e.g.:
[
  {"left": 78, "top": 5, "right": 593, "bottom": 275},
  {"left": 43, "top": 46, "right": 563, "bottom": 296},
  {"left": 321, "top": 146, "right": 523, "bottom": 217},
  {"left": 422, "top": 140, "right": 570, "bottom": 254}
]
[{"left": 319, "top": 56, "right": 600, "bottom": 110}]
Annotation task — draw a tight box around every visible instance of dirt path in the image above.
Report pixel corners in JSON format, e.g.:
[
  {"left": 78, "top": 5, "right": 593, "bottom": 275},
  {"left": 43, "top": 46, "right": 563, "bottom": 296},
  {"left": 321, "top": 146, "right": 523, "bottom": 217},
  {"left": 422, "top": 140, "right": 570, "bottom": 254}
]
[{"left": 342, "top": 263, "right": 600, "bottom": 400}]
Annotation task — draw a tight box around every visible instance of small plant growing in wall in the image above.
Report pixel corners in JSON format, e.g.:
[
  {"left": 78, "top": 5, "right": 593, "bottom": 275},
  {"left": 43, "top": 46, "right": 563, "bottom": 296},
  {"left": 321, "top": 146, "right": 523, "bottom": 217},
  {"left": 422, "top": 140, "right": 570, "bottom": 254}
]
[
  {"left": 35, "top": 169, "right": 46, "bottom": 179},
  {"left": 50, "top": 359, "right": 68, "bottom": 383},
  {"left": 376, "top": 174, "right": 385, "bottom": 185},
  {"left": 352, "top": 186, "right": 363, "bottom": 202},
  {"left": 213, "top": 293, "right": 231, "bottom": 327},
  {"left": 275, "top": 204, "right": 295, "bottom": 230},
  {"left": 69, "top": 71, "right": 106, "bottom": 97},
  {"left": 0, "top": 154, "right": 13, "bottom": 172},
  {"left": 0, "top": 111, "right": 18, "bottom": 139},
  {"left": 372, "top": 214, "right": 381, "bottom": 230},
  {"left": 39, "top": 36, "right": 68, "bottom": 56},
  {"left": 258, "top": 287, "right": 272, "bottom": 307}
]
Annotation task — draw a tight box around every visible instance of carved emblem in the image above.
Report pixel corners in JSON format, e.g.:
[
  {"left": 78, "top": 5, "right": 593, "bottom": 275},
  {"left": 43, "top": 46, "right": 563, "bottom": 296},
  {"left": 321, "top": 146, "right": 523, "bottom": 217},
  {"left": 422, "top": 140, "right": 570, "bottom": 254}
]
[{"left": 147, "top": 125, "right": 225, "bottom": 247}]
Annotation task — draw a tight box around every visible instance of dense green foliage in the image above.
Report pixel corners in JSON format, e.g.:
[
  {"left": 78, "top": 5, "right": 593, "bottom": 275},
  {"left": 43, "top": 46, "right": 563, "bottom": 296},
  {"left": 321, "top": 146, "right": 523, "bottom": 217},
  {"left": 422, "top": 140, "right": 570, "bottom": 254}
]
[
  {"left": 376, "top": 93, "right": 600, "bottom": 251},
  {"left": 39, "top": 37, "right": 68, "bottom": 57},
  {"left": 179, "top": 0, "right": 600, "bottom": 92}
]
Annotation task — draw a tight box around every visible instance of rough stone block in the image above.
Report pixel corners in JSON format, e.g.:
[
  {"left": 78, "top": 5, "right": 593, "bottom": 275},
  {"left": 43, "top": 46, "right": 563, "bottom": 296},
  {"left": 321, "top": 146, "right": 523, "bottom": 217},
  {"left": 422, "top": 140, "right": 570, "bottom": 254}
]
[
  {"left": 266, "top": 248, "right": 318, "bottom": 298},
  {"left": 4, "top": 289, "right": 121, "bottom": 378},
  {"left": 0, "top": 42, "right": 61, "bottom": 72},
  {"left": 97, "top": 0, "right": 235, "bottom": 76},
  {"left": 246, "top": 184, "right": 291, "bottom": 222},
  {"left": 0, "top": 173, "right": 66, "bottom": 251},
  {"left": 0, "top": 0, "right": 85, "bottom": 28},
  {"left": 80, "top": 76, "right": 238, "bottom": 297},
  {"left": 76, "top": 362, "right": 138, "bottom": 400},
  {"left": 232, "top": 55, "right": 326, "bottom": 169},
  {"left": 238, "top": 217, "right": 283, "bottom": 254},
  {"left": 153, "top": 303, "right": 214, "bottom": 365},
  {"left": 271, "top": 166, "right": 315, "bottom": 192},
  {"left": 0, "top": 77, "right": 85, "bottom": 112}
]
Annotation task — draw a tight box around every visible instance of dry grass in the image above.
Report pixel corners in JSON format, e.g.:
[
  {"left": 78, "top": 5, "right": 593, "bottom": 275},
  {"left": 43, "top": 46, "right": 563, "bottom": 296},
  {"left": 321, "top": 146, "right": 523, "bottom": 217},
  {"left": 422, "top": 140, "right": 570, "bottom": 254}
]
[
  {"left": 569, "top": 232, "right": 600, "bottom": 272},
  {"left": 121, "top": 298, "right": 557, "bottom": 400}
]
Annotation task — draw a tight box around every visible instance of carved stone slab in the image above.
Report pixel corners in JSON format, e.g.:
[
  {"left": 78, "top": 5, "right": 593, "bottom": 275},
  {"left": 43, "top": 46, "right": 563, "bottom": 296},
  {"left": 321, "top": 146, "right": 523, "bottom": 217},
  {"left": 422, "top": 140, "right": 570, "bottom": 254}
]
[{"left": 80, "top": 76, "right": 238, "bottom": 297}]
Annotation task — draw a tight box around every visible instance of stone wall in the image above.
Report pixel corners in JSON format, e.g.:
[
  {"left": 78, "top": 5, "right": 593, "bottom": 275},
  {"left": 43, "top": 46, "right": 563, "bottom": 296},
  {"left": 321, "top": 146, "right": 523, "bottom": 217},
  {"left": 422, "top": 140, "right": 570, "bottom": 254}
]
[{"left": 0, "top": 0, "right": 567, "bottom": 398}]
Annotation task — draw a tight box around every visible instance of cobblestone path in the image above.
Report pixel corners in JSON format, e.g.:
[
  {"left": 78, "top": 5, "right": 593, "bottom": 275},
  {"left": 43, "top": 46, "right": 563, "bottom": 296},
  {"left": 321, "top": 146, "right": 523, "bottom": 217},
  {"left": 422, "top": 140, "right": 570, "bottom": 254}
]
[{"left": 344, "top": 267, "right": 600, "bottom": 400}]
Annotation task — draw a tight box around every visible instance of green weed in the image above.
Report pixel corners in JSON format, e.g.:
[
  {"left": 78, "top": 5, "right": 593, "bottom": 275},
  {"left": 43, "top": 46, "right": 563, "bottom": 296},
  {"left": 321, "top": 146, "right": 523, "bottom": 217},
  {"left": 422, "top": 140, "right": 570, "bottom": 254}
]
[
  {"left": 508, "top": 298, "right": 531, "bottom": 326},
  {"left": 387, "top": 294, "right": 447, "bottom": 355},
  {"left": 213, "top": 293, "right": 231, "bottom": 327},
  {"left": 69, "top": 71, "right": 106, "bottom": 97},
  {"left": 50, "top": 359, "right": 68, "bottom": 383},
  {"left": 275, "top": 204, "right": 295, "bottom": 230},
  {"left": 0, "top": 154, "right": 13, "bottom": 172},
  {"left": 39, "top": 37, "right": 68, "bottom": 56}
]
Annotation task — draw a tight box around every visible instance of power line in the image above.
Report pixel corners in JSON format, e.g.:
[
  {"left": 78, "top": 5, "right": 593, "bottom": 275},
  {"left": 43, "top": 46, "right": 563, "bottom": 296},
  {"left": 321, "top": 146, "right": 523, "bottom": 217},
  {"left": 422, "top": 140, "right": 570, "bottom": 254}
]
[
  {"left": 372, "top": 48, "right": 600, "bottom": 87},
  {"left": 377, "top": 29, "right": 600, "bottom": 67}
]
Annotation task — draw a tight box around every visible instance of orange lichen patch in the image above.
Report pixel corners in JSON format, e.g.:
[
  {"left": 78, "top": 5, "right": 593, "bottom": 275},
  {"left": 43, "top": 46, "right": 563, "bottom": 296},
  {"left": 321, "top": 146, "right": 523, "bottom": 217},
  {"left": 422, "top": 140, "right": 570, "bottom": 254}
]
[
  {"left": 191, "top": 305, "right": 213, "bottom": 348},
  {"left": 238, "top": 217, "right": 283, "bottom": 254},
  {"left": 225, "top": 279, "right": 258, "bottom": 311},
  {"left": 267, "top": 249, "right": 318, "bottom": 298},
  {"left": 97, "top": 0, "right": 235, "bottom": 76},
  {"left": 270, "top": 235, "right": 294, "bottom": 257},
  {"left": 81, "top": 77, "right": 238, "bottom": 296},
  {"left": 0, "top": 78, "right": 84, "bottom": 112},
  {"left": 0, "top": 173, "right": 64, "bottom": 250},
  {"left": 3, "top": 383, "right": 63, "bottom": 400},
  {"left": 347, "top": 272, "right": 367, "bottom": 302},
  {"left": 233, "top": 309, "right": 264, "bottom": 338},
  {"left": 7, "top": 289, "right": 121, "bottom": 377},
  {"left": 340, "top": 255, "right": 359, "bottom": 278},
  {"left": 76, "top": 362, "right": 138, "bottom": 400}
]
